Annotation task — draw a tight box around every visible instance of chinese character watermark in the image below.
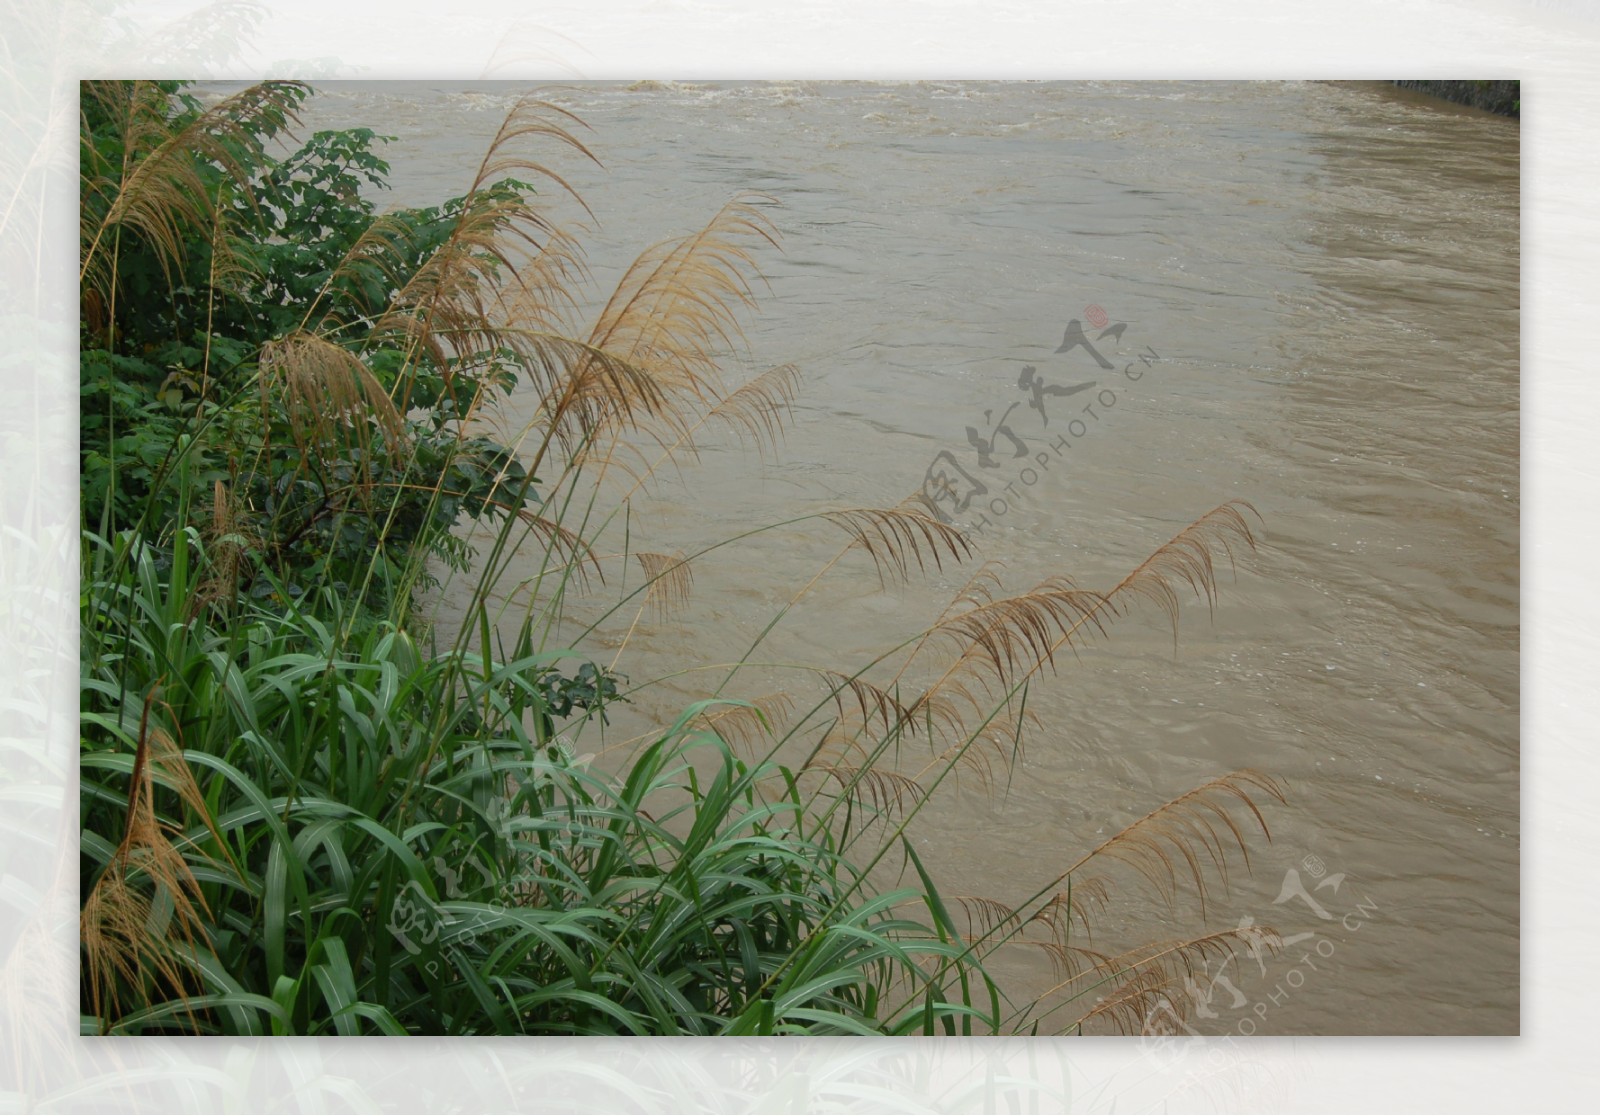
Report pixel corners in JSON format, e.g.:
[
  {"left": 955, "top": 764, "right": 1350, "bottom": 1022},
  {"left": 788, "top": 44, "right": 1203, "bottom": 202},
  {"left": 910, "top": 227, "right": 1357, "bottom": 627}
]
[
  {"left": 920, "top": 305, "right": 1160, "bottom": 536},
  {"left": 1139, "top": 852, "right": 1380, "bottom": 1053},
  {"left": 383, "top": 734, "right": 593, "bottom": 977}
]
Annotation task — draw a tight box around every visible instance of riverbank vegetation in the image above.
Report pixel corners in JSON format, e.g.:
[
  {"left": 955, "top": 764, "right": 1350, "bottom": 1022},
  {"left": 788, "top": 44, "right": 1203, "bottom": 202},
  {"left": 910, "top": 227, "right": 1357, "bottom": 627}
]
[
  {"left": 1392, "top": 79, "right": 1520, "bottom": 118},
  {"left": 80, "top": 79, "right": 1283, "bottom": 1036}
]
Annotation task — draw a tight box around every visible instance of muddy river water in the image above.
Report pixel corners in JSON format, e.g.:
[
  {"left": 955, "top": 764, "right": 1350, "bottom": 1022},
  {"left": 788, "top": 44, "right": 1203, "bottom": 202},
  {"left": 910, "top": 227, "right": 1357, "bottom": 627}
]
[{"left": 292, "top": 79, "right": 1519, "bottom": 1035}]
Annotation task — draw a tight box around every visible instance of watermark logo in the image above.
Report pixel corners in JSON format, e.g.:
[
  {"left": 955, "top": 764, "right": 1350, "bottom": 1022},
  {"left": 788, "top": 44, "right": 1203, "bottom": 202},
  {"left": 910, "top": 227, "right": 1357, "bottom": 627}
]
[
  {"left": 920, "top": 308, "right": 1160, "bottom": 536},
  {"left": 383, "top": 735, "right": 592, "bottom": 975},
  {"left": 1140, "top": 852, "right": 1381, "bottom": 1053},
  {"left": 386, "top": 879, "right": 445, "bottom": 957}
]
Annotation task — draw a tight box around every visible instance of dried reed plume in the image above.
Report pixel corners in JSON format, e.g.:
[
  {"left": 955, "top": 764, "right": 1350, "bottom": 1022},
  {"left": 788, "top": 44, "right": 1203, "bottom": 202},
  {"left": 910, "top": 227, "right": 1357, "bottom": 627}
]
[
  {"left": 706, "top": 363, "right": 801, "bottom": 454},
  {"left": 1053, "top": 926, "right": 1285, "bottom": 1035},
  {"left": 260, "top": 331, "right": 406, "bottom": 458},
  {"left": 1065, "top": 769, "right": 1287, "bottom": 917},
  {"left": 634, "top": 550, "right": 694, "bottom": 620},
  {"left": 697, "top": 692, "right": 796, "bottom": 750},
  {"left": 823, "top": 500, "right": 973, "bottom": 584},
  {"left": 197, "top": 479, "right": 257, "bottom": 611},
  {"left": 80, "top": 81, "right": 308, "bottom": 335},
  {"left": 804, "top": 762, "right": 926, "bottom": 824},
  {"left": 80, "top": 690, "right": 221, "bottom": 1028},
  {"left": 896, "top": 501, "right": 1260, "bottom": 746}
]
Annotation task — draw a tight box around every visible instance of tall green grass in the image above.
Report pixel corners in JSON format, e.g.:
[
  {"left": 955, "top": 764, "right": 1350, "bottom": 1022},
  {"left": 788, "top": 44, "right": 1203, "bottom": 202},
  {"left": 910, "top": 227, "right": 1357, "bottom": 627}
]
[
  {"left": 79, "top": 79, "right": 1282, "bottom": 1036},
  {"left": 82, "top": 526, "right": 1002, "bottom": 1035}
]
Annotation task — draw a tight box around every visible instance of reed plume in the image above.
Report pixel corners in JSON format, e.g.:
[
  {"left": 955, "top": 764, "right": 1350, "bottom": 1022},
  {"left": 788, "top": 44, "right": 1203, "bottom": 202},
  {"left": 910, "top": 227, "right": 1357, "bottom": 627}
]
[
  {"left": 80, "top": 80, "right": 307, "bottom": 335},
  {"left": 80, "top": 690, "right": 219, "bottom": 1028}
]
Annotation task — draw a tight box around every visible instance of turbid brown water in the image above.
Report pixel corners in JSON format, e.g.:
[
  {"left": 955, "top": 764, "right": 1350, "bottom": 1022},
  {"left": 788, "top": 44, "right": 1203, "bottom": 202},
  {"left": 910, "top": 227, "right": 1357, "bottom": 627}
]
[{"left": 288, "top": 79, "right": 1519, "bottom": 1035}]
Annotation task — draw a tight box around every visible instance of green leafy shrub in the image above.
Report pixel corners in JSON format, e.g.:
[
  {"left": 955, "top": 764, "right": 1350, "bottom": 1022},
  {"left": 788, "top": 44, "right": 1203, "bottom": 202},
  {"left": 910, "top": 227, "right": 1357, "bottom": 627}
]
[{"left": 80, "top": 80, "right": 540, "bottom": 612}]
